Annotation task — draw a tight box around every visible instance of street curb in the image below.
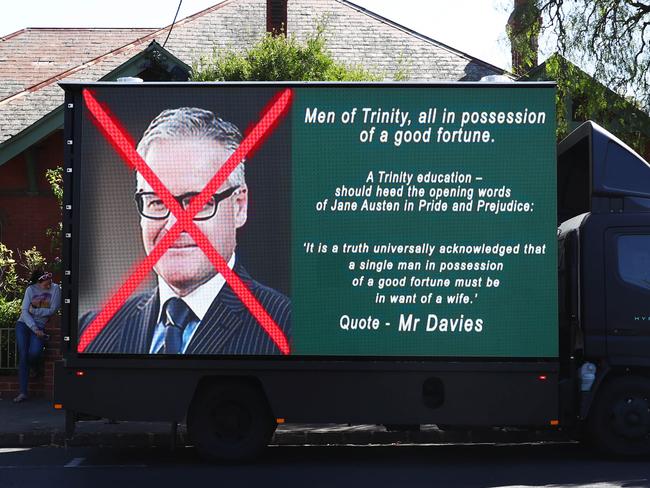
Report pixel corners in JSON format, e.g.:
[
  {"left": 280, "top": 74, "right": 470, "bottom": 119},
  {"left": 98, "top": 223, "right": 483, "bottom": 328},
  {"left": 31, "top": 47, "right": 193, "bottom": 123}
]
[{"left": 0, "top": 429, "right": 571, "bottom": 449}]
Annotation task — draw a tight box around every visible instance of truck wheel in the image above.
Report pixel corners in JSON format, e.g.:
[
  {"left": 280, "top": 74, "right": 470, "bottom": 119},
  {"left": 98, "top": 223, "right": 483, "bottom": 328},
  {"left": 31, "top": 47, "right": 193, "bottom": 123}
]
[
  {"left": 187, "top": 381, "right": 276, "bottom": 462},
  {"left": 588, "top": 376, "right": 650, "bottom": 457}
]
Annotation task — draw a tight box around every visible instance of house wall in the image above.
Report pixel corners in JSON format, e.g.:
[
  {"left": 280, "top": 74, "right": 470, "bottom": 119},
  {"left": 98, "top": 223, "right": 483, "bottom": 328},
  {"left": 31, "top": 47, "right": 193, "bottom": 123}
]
[
  {"left": 0, "top": 129, "right": 62, "bottom": 399},
  {"left": 0, "top": 130, "right": 62, "bottom": 261}
]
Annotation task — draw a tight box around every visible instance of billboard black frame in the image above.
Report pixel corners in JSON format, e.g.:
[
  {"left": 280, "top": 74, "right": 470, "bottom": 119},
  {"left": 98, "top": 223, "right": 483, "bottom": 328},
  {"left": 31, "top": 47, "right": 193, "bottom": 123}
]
[{"left": 60, "top": 81, "right": 558, "bottom": 368}]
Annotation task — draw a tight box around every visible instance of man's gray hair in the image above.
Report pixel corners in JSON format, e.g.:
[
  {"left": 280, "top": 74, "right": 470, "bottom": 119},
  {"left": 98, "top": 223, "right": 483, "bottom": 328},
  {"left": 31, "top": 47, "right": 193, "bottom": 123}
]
[{"left": 136, "top": 107, "right": 245, "bottom": 187}]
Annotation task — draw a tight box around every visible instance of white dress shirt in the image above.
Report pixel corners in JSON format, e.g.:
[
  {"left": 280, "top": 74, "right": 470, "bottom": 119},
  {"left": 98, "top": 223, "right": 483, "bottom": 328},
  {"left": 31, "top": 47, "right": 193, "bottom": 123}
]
[{"left": 149, "top": 254, "right": 235, "bottom": 354}]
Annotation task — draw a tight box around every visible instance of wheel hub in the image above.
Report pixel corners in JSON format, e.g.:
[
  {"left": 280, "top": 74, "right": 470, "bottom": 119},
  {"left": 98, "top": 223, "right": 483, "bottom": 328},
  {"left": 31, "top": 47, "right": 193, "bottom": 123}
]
[
  {"left": 612, "top": 397, "right": 650, "bottom": 439},
  {"left": 210, "top": 401, "right": 252, "bottom": 441}
]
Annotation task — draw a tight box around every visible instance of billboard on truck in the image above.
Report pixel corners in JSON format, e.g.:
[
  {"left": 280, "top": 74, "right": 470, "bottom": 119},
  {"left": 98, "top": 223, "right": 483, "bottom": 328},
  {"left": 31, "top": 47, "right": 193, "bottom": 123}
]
[{"left": 68, "top": 83, "right": 557, "bottom": 358}]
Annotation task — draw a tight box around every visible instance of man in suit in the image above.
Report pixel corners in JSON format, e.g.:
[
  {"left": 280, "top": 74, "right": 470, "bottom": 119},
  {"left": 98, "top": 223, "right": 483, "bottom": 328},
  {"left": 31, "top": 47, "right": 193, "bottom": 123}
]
[{"left": 82, "top": 107, "right": 291, "bottom": 355}]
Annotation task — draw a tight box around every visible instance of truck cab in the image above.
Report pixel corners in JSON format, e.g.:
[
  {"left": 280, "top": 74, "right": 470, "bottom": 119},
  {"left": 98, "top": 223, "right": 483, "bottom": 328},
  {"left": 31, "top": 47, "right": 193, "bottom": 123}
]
[{"left": 558, "top": 121, "right": 650, "bottom": 455}]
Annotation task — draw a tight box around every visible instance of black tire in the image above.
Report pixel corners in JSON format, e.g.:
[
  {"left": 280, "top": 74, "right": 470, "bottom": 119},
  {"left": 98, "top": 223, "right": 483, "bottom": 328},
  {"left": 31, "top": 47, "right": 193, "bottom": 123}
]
[
  {"left": 588, "top": 375, "right": 650, "bottom": 457},
  {"left": 187, "top": 380, "right": 276, "bottom": 462}
]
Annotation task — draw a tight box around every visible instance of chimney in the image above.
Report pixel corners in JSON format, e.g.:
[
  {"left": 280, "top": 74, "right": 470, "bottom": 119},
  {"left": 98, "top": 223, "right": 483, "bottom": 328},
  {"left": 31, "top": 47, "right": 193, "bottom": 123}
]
[
  {"left": 267, "top": 0, "right": 288, "bottom": 35},
  {"left": 507, "top": 0, "right": 541, "bottom": 76}
]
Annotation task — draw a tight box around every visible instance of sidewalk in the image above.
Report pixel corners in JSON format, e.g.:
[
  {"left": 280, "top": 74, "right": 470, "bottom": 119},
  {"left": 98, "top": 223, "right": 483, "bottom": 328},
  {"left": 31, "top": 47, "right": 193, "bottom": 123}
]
[{"left": 0, "top": 396, "right": 570, "bottom": 448}]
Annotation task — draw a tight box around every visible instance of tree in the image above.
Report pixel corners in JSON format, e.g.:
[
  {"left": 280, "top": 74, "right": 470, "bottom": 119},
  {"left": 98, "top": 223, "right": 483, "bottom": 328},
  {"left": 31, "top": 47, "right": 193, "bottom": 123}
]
[
  {"left": 538, "top": 0, "right": 649, "bottom": 112},
  {"left": 191, "top": 24, "right": 386, "bottom": 82},
  {"left": 508, "top": 1, "right": 650, "bottom": 151}
]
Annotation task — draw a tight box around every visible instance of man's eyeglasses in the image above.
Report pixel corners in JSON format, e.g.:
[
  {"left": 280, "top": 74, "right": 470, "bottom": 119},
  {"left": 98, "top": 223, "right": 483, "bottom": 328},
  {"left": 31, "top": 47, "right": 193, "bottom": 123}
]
[{"left": 134, "top": 187, "right": 240, "bottom": 221}]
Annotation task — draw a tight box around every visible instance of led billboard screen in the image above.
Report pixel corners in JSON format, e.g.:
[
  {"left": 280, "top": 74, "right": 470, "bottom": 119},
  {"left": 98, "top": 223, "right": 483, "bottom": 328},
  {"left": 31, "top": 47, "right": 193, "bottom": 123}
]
[{"left": 70, "top": 84, "right": 557, "bottom": 357}]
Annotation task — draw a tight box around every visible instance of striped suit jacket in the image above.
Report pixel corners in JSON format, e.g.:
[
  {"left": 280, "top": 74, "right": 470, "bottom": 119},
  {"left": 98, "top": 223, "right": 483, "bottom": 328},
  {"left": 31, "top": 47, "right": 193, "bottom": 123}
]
[{"left": 80, "top": 264, "right": 291, "bottom": 355}]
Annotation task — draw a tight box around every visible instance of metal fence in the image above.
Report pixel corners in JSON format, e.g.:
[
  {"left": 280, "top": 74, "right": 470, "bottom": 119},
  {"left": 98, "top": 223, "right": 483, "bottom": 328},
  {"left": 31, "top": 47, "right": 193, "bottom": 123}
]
[{"left": 0, "top": 327, "right": 18, "bottom": 370}]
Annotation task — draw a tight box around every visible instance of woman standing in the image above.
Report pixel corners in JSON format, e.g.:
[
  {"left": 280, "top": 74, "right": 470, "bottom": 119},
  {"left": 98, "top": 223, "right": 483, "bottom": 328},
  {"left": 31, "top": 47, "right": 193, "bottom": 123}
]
[{"left": 13, "top": 270, "right": 61, "bottom": 403}]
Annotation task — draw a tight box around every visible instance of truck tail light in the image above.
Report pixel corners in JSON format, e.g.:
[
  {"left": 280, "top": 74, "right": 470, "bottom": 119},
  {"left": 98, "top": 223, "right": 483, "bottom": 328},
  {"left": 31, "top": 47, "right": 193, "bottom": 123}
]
[{"left": 75, "top": 370, "right": 85, "bottom": 377}]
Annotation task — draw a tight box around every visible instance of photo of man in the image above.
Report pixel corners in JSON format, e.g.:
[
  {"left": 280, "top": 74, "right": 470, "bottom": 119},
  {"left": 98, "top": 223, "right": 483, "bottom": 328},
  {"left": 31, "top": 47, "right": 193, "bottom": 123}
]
[{"left": 80, "top": 106, "right": 291, "bottom": 355}]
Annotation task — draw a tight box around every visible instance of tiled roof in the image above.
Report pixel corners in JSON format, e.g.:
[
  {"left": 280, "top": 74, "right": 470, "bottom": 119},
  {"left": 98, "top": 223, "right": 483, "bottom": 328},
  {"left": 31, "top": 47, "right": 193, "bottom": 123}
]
[
  {"left": 0, "top": 0, "right": 506, "bottom": 147},
  {"left": 290, "top": 0, "right": 503, "bottom": 81},
  {"left": 0, "top": 28, "right": 156, "bottom": 101}
]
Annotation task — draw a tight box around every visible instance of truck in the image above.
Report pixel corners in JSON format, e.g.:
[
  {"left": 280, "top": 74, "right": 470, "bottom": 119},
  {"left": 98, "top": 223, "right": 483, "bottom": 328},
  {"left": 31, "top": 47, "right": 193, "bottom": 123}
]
[{"left": 54, "top": 81, "right": 650, "bottom": 460}]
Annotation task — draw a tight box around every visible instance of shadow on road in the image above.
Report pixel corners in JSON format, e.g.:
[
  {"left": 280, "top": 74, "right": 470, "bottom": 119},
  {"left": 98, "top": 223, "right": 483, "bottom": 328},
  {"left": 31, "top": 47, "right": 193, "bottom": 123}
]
[{"left": 1, "top": 443, "right": 649, "bottom": 488}]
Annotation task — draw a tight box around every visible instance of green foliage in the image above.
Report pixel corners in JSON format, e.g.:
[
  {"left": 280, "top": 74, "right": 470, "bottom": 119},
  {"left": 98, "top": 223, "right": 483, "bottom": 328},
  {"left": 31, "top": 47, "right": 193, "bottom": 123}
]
[
  {"left": 192, "top": 24, "right": 382, "bottom": 82},
  {"left": 0, "top": 296, "right": 21, "bottom": 329},
  {"left": 392, "top": 53, "right": 412, "bottom": 82},
  {"left": 0, "top": 295, "right": 19, "bottom": 370},
  {"left": 0, "top": 244, "right": 47, "bottom": 300},
  {"left": 0, "top": 243, "right": 23, "bottom": 361},
  {"left": 45, "top": 167, "right": 63, "bottom": 268},
  {"left": 509, "top": 1, "right": 650, "bottom": 153},
  {"left": 46, "top": 167, "right": 63, "bottom": 206},
  {"left": 529, "top": 54, "right": 650, "bottom": 152},
  {"left": 19, "top": 247, "right": 47, "bottom": 276},
  {"left": 0, "top": 244, "right": 46, "bottom": 365},
  {"left": 0, "top": 244, "right": 19, "bottom": 300},
  {"left": 536, "top": 0, "right": 650, "bottom": 113}
]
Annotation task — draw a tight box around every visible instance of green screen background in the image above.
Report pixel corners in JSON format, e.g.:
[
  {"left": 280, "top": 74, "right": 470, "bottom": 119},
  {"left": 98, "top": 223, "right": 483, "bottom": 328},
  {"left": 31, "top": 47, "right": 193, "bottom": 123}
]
[{"left": 291, "top": 86, "right": 557, "bottom": 357}]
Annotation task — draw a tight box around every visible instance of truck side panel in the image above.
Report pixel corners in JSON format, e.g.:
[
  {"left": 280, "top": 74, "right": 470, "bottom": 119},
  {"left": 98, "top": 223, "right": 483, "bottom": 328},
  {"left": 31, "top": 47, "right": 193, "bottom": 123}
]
[{"left": 56, "top": 361, "right": 558, "bottom": 425}]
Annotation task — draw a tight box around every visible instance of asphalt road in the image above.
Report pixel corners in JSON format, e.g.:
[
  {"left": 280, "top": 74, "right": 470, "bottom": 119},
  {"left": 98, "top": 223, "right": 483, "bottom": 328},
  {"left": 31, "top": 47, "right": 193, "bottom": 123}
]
[{"left": 0, "top": 442, "right": 649, "bottom": 488}]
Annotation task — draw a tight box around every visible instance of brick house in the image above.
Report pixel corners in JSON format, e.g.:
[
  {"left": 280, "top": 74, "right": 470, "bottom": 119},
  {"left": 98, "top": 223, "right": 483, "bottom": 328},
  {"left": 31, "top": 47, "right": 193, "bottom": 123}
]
[{"left": 0, "top": 0, "right": 505, "bottom": 397}]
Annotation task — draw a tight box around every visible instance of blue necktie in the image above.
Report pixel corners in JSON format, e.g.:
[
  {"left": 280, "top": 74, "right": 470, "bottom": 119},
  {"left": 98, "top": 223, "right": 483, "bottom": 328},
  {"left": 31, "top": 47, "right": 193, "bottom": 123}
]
[{"left": 162, "top": 298, "right": 194, "bottom": 354}]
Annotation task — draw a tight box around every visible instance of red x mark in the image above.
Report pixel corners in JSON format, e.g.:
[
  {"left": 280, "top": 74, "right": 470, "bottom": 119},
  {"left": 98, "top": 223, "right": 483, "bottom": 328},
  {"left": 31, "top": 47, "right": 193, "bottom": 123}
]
[{"left": 78, "top": 88, "right": 293, "bottom": 355}]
